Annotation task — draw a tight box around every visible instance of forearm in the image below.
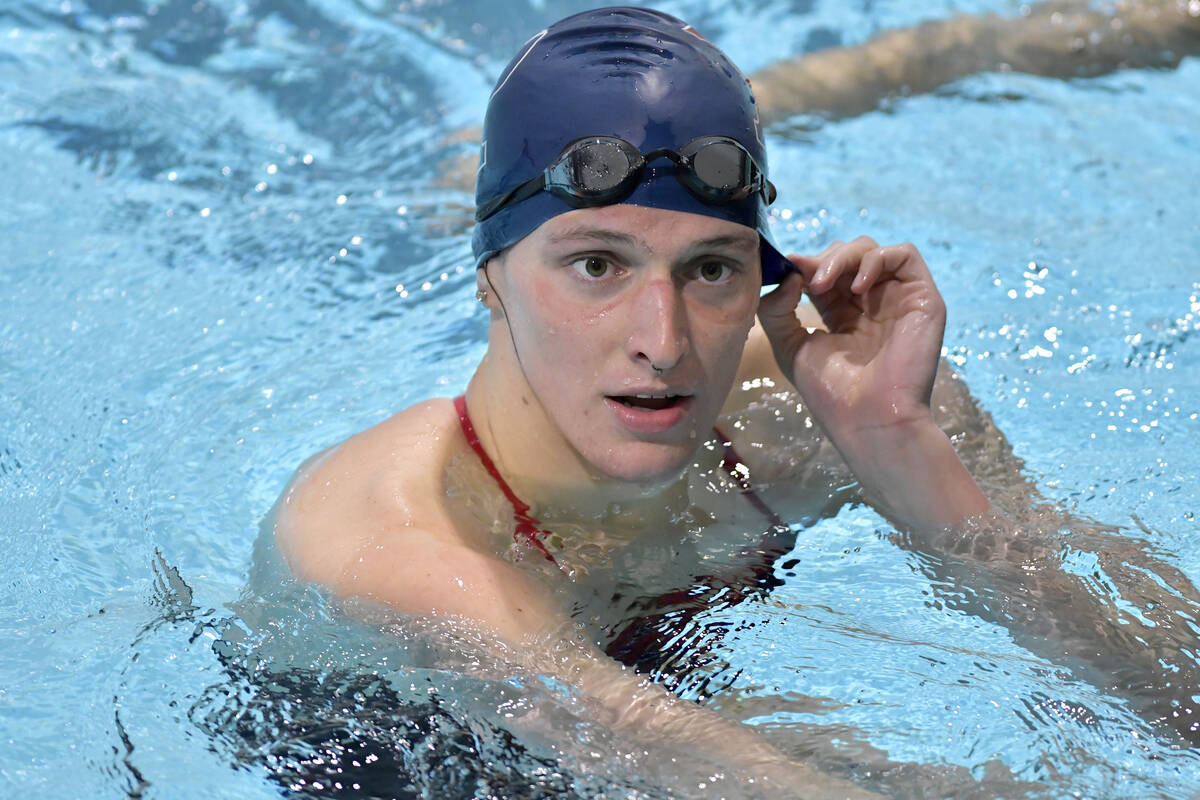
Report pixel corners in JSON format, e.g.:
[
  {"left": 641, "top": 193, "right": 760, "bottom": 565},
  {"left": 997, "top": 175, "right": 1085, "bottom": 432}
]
[
  {"left": 832, "top": 371, "right": 1200, "bottom": 744},
  {"left": 752, "top": 0, "right": 1200, "bottom": 123},
  {"left": 830, "top": 417, "right": 990, "bottom": 532},
  {"left": 552, "top": 642, "right": 878, "bottom": 798},
  {"left": 914, "top": 513, "right": 1200, "bottom": 745}
]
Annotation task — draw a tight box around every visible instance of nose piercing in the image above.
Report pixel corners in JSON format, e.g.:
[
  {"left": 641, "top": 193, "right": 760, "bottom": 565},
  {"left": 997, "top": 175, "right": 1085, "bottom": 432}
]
[{"left": 650, "top": 363, "right": 664, "bottom": 374}]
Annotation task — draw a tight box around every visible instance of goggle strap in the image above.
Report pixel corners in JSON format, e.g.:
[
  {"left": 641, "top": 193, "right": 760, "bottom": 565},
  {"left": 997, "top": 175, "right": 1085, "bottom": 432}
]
[{"left": 475, "top": 174, "right": 548, "bottom": 221}]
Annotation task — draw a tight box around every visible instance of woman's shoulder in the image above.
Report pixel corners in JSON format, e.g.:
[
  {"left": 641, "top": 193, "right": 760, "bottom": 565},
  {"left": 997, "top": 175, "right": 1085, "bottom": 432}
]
[
  {"left": 272, "top": 397, "right": 469, "bottom": 587},
  {"left": 724, "top": 307, "right": 822, "bottom": 415},
  {"left": 720, "top": 312, "right": 838, "bottom": 486},
  {"left": 269, "top": 399, "right": 566, "bottom": 638}
]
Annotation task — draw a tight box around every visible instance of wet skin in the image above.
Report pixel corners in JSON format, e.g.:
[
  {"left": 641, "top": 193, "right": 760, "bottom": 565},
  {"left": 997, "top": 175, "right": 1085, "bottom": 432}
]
[
  {"left": 476, "top": 206, "right": 762, "bottom": 490},
  {"left": 465, "top": 204, "right": 987, "bottom": 530},
  {"left": 269, "top": 0, "right": 1200, "bottom": 780},
  {"left": 275, "top": 204, "right": 905, "bottom": 797},
  {"left": 276, "top": 202, "right": 988, "bottom": 642},
  {"left": 275, "top": 201, "right": 1200, "bottom": 790}
]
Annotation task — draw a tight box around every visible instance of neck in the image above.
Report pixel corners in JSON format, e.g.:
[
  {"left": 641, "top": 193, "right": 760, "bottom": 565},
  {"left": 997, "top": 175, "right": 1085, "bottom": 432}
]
[{"left": 464, "top": 348, "right": 711, "bottom": 527}]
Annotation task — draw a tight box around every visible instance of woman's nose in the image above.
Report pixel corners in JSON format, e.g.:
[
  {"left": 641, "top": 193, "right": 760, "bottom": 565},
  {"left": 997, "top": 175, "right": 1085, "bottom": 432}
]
[{"left": 625, "top": 278, "right": 689, "bottom": 374}]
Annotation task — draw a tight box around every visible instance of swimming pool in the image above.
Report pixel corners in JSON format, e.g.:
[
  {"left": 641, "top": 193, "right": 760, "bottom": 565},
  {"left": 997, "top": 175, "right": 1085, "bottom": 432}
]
[{"left": 2, "top": 0, "right": 1198, "bottom": 796}]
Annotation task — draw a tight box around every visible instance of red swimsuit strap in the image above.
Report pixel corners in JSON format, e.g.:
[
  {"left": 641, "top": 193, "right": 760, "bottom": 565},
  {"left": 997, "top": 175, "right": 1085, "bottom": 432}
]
[
  {"left": 713, "top": 424, "right": 786, "bottom": 532},
  {"left": 453, "top": 396, "right": 785, "bottom": 564},
  {"left": 453, "top": 395, "right": 557, "bottom": 563}
]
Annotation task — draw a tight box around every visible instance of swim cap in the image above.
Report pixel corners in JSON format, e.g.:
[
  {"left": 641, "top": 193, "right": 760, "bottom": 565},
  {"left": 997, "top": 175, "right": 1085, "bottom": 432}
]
[{"left": 472, "top": 6, "right": 792, "bottom": 285}]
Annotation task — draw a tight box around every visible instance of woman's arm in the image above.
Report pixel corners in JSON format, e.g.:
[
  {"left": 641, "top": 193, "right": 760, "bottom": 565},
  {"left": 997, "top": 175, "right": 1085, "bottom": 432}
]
[
  {"left": 295, "top": 531, "right": 875, "bottom": 797},
  {"left": 273, "top": 442, "right": 877, "bottom": 798},
  {"left": 753, "top": 0, "right": 1200, "bottom": 123},
  {"left": 757, "top": 237, "right": 989, "bottom": 529},
  {"left": 755, "top": 237, "right": 1200, "bottom": 745}
]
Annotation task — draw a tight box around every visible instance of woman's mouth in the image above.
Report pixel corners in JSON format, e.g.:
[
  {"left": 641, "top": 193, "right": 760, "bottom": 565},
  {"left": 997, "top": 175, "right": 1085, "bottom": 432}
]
[
  {"left": 610, "top": 394, "right": 687, "bottom": 411},
  {"left": 604, "top": 393, "right": 692, "bottom": 433}
]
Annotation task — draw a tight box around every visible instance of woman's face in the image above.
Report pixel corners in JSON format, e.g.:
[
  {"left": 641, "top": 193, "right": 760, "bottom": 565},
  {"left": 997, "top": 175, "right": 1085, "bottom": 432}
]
[{"left": 487, "top": 204, "right": 762, "bottom": 485}]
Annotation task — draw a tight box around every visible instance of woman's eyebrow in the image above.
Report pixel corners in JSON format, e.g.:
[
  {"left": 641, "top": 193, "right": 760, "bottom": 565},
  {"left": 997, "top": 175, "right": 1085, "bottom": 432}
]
[
  {"left": 686, "top": 233, "right": 759, "bottom": 252},
  {"left": 546, "top": 227, "right": 644, "bottom": 248},
  {"left": 544, "top": 227, "right": 757, "bottom": 253}
]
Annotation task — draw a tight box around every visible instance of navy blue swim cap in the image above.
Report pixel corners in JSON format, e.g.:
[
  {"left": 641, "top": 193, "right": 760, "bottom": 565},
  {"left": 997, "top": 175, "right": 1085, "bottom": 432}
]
[{"left": 472, "top": 6, "right": 792, "bottom": 285}]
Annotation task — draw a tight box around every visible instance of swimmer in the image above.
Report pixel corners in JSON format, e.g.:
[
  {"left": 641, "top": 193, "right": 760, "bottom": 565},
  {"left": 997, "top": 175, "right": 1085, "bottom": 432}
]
[{"left": 273, "top": 5, "right": 1200, "bottom": 793}]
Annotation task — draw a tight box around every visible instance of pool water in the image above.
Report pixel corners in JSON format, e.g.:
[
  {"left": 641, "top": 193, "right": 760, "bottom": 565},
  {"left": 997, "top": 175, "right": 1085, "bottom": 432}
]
[{"left": 2, "top": 0, "right": 1199, "bottom": 797}]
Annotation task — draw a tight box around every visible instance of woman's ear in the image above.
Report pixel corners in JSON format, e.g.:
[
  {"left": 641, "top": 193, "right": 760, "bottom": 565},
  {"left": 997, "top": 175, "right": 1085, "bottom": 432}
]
[{"left": 476, "top": 263, "right": 501, "bottom": 313}]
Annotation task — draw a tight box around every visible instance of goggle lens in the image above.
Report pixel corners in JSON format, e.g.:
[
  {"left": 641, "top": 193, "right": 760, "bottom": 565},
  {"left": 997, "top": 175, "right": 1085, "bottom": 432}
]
[
  {"left": 566, "top": 140, "right": 633, "bottom": 196},
  {"left": 690, "top": 141, "right": 746, "bottom": 192}
]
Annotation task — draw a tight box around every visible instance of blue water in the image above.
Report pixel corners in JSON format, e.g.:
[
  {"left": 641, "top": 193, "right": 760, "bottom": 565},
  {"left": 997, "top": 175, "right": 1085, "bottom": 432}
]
[{"left": 2, "top": 1, "right": 1199, "bottom": 797}]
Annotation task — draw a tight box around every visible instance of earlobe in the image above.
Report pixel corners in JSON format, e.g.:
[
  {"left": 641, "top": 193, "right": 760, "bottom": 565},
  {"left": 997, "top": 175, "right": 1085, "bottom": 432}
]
[
  {"left": 477, "top": 263, "right": 504, "bottom": 315},
  {"left": 475, "top": 267, "right": 492, "bottom": 307}
]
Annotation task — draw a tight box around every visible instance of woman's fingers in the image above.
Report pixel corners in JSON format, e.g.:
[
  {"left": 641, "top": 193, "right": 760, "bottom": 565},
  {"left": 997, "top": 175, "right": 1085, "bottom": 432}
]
[
  {"left": 758, "top": 270, "right": 807, "bottom": 330},
  {"left": 882, "top": 242, "right": 935, "bottom": 286},
  {"left": 792, "top": 238, "right": 931, "bottom": 300},
  {"left": 786, "top": 239, "right": 846, "bottom": 279},
  {"left": 851, "top": 247, "right": 886, "bottom": 294},
  {"left": 785, "top": 253, "right": 821, "bottom": 282},
  {"left": 757, "top": 271, "right": 813, "bottom": 371},
  {"left": 792, "top": 236, "right": 880, "bottom": 294},
  {"left": 781, "top": 239, "right": 945, "bottom": 342}
]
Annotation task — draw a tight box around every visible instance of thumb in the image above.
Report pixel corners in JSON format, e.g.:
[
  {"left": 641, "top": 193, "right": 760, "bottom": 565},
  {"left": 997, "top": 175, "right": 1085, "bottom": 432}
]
[{"left": 757, "top": 270, "right": 811, "bottom": 370}]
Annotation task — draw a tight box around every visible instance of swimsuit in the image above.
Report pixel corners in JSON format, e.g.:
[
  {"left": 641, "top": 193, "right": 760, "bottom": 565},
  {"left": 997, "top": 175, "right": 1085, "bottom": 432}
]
[
  {"left": 453, "top": 394, "right": 785, "bottom": 565},
  {"left": 453, "top": 394, "right": 795, "bottom": 681}
]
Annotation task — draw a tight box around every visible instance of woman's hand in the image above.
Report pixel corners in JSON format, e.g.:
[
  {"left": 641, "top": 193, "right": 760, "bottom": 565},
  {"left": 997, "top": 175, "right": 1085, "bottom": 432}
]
[
  {"left": 758, "top": 236, "right": 945, "bottom": 436},
  {"left": 757, "top": 236, "right": 988, "bottom": 529}
]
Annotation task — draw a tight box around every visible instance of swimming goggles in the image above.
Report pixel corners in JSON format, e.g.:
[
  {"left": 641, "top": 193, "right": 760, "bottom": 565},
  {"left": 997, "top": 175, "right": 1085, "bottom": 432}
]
[{"left": 474, "top": 135, "right": 778, "bottom": 222}]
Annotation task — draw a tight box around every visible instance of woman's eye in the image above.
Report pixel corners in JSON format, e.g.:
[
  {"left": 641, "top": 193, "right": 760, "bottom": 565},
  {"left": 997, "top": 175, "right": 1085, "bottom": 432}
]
[
  {"left": 570, "top": 256, "right": 611, "bottom": 279},
  {"left": 697, "top": 261, "right": 733, "bottom": 283}
]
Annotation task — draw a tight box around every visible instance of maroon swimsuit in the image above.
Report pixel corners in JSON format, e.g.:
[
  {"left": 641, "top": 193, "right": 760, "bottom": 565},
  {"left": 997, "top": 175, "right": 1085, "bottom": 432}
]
[
  {"left": 454, "top": 394, "right": 795, "bottom": 684},
  {"left": 453, "top": 394, "right": 785, "bottom": 564}
]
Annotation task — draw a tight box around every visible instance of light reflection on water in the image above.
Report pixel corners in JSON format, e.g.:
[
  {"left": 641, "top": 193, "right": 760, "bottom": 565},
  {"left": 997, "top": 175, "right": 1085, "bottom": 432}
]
[{"left": 2, "top": 0, "right": 1199, "bottom": 798}]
